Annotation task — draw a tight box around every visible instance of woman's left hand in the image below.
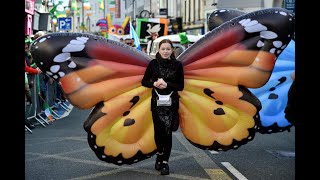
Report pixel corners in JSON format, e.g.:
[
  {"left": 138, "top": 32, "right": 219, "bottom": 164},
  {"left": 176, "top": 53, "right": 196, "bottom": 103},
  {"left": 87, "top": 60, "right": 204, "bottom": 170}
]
[{"left": 158, "top": 84, "right": 167, "bottom": 89}]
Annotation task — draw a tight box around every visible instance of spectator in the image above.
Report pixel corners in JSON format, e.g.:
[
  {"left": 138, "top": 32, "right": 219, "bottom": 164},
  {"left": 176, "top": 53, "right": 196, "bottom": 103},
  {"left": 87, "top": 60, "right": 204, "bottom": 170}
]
[
  {"left": 124, "top": 38, "right": 135, "bottom": 47},
  {"left": 33, "top": 31, "right": 45, "bottom": 40},
  {"left": 25, "top": 38, "right": 33, "bottom": 66},
  {"left": 146, "top": 32, "right": 159, "bottom": 55},
  {"left": 179, "top": 32, "right": 190, "bottom": 49},
  {"left": 25, "top": 56, "right": 41, "bottom": 129}
]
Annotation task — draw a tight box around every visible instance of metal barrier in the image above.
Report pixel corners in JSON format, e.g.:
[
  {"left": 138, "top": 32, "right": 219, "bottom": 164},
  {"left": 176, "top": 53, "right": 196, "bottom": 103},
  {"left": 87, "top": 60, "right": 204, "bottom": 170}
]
[{"left": 25, "top": 73, "right": 73, "bottom": 133}]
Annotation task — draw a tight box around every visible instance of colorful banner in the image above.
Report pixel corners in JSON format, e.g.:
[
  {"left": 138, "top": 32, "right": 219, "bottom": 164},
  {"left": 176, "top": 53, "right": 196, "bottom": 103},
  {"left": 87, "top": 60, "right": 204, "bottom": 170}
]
[
  {"left": 130, "top": 21, "right": 141, "bottom": 50},
  {"left": 136, "top": 18, "right": 168, "bottom": 42},
  {"left": 25, "top": 0, "right": 35, "bottom": 15},
  {"left": 98, "top": 0, "right": 104, "bottom": 10},
  {"left": 115, "top": 0, "right": 121, "bottom": 18}
]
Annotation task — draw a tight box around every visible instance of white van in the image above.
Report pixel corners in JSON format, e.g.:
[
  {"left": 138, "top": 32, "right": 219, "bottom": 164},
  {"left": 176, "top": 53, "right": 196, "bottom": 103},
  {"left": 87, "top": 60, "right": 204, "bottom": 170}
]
[{"left": 149, "top": 34, "right": 203, "bottom": 59}]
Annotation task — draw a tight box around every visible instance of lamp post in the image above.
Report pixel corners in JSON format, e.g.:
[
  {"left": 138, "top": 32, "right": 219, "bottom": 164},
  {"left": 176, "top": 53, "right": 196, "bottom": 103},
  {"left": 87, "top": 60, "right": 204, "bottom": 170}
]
[
  {"left": 47, "top": 0, "right": 56, "bottom": 32},
  {"left": 82, "top": 0, "right": 84, "bottom": 32}
]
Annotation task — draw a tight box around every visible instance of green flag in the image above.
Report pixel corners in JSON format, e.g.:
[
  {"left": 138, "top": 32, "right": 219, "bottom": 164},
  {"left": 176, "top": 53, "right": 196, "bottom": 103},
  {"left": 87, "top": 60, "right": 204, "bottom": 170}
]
[
  {"left": 71, "top": 0, "right": 77, "bottom": 11},
  {"left": 44, "top": 103, "right": 53, "bottom": 122}
]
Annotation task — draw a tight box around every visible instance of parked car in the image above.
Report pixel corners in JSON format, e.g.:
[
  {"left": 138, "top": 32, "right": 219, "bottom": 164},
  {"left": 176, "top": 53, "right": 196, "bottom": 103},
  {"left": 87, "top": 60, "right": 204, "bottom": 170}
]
[{"left": 149, "top": 34, "right": 203, "bottom": 59}]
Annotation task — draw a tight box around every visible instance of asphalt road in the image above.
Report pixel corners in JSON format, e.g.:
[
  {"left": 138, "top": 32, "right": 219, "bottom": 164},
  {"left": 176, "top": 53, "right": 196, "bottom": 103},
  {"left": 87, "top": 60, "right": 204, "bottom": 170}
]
[{"left": 25, "top": 107, "right": 295, "bottom": 180}]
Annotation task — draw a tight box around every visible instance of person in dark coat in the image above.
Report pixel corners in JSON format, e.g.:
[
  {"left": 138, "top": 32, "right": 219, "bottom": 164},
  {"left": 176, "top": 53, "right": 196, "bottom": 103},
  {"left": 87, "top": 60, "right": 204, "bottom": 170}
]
[{"left": 141, "top": 39, "right": 184, "bottom": 175}]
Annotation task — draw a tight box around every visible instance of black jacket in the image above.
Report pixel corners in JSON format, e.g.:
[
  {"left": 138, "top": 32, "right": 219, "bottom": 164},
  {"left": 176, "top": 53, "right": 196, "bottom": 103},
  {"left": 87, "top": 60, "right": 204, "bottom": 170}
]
[{"left": 141, "top": 56, "right": 184, "bottom": 111}]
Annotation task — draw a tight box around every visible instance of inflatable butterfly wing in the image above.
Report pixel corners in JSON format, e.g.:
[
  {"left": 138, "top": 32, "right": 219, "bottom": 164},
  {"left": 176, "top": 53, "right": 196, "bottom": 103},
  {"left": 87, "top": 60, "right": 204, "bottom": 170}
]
[
  {"left": 30, "top": 7, "right": 294, "bottom": 165},
  {"left": 208, "top": 8, "right": 296, "bottom": 134},
  {"left": 207, "top": 8, "right": 245, "bottom": 31},
  {"left": 249, "top": 40, "right": 295, "bottom": 134},
  {"left": 177, "top": 8, "right": 295, "bottom": 151},
  {"left": 30, "top": 34, "right": 157, "bottom": 165}
]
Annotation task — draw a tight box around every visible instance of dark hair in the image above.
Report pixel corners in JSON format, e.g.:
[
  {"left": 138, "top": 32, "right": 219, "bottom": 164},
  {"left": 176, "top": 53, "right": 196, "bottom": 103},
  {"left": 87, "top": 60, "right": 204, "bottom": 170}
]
[{"left": 158, "top": 39, "right": 176, "bottom": 59}]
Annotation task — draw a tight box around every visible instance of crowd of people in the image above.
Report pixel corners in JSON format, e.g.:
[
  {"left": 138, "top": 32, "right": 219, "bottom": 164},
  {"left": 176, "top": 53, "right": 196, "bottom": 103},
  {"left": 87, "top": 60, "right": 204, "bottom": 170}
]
[{"left": 25, "top": 31, "right": 71, "bottom": 131}]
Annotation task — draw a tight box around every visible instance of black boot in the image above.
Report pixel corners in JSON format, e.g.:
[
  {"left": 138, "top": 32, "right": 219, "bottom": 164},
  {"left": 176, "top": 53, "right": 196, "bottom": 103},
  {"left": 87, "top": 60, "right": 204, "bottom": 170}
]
[
  {"left": 160, "top": 162, "right": 169, "bottom": 175},
  {"left": 155, "top": 154, "right": 163, "bottom": 171}
]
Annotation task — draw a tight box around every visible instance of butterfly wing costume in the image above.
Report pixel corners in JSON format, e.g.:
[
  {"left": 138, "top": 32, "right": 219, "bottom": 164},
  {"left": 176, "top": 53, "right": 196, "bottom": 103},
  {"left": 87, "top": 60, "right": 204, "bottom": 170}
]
[
  {"left": 30, "top": 8, "right": 295, "bottom": 165},
  {"left": 249, "top": 40, "right": 295, "bottom": 133},
  {"left": 207, "top": 8, "right": 296, "bottom": 134}
]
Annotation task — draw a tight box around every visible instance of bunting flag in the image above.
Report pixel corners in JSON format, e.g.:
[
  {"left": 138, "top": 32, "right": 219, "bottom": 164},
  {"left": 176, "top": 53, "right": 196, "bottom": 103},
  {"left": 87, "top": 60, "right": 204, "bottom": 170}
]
[
  {"left": 109, "top": 0, "right": 115, "bottom": 12},
  {"left": 76, "top": 7, "right": 80, "bottom": 16},
  {"left": 83, "top": 0, "right": 91, "bottom": 10},
  {"left": 71, "top": 0, "right": 77, "bottom": 11},
  {"left": 49, "top": 1, "right": 66, "bottom": 18},
  {"left": 130, "top": 21, "right": 141, "bottom": 50},
  {"left": 98, "top": 0, "right": 104, "bottom": 10}
]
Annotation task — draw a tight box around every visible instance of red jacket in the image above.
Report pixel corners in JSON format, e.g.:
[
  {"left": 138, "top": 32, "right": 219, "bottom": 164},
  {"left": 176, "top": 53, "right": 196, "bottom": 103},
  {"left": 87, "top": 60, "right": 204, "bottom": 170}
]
[{"left": 25, "top": 58, "right": 39, "bottom": 74}]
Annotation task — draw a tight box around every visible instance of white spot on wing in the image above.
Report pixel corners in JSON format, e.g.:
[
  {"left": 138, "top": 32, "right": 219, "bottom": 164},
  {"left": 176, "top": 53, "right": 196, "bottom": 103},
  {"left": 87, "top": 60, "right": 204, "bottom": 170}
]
[
  {"left": 70, "top": 39, "right": 86, "bottom": 45},
  {"left": 273, "top": 41, "right": 283, "bottom": 48},
  {"left": 53, "top": 53, "right": 71, "bottom": 62},
  {"left": 62, "top": 44, "right": 85, "bottom": 53},
  {"left": 239, "top": 18, "right": 251, "bottom": 25},
  {"left": 270, "top": 48, "right": 276, "bottom": 54},
  {"left": 58, "top": 72, "right": 65, "bottom": 77},
  {"left": 257, "top": 40, "right": 264, "bottom": 47},
  {"left": 243, "top": 20, "right": 258, "bottom": 27},
  {"left": 50, "top": 65, "right": 60, "bottom": 73},
  {"left": 244, "top": 23, "right": 267, "bottom": 33},
  {"left": 39, "top": 38, "right": 46, "bottom": 43},
  {"left": 68, "top": 61, "right": 77, "bottom": 68},
  {"left": 260, "top": 31, "right": 278, "bottom": 39},
  {"left": 279, "top": 12, "right": 287, "bottom": 16},
  {"left": 46, "top": 71, "right": 53, "bottom": 75},
  {"left": 77, "top": 37, "right": 89, "bottom": 43}
]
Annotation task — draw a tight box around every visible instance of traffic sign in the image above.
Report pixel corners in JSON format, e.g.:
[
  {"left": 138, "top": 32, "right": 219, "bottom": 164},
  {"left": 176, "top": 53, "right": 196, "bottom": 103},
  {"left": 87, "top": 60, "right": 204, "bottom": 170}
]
[{"left": 58, "top": 17, "right": 72, "bottom": 31}]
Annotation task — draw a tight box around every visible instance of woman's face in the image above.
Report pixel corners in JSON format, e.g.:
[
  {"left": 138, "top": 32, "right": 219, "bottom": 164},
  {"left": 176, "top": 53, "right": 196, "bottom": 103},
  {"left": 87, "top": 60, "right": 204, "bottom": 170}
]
[{"left": 159, "top": 43, "right": 173, "bottom": 59}]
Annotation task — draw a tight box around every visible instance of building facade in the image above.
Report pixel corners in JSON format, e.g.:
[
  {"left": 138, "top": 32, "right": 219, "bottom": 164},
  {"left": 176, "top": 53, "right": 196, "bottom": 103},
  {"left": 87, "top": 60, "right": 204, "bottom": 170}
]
[
  {"left": 124, "top": 0, "right": 287, "bottom": 35},
  {"left": 28, "top": 0, "right": 290, "bottom": 35}
]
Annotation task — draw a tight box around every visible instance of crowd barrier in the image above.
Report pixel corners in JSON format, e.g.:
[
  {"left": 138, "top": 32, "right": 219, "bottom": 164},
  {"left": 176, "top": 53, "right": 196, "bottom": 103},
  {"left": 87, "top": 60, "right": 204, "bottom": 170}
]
[{"left": 25, "top": 73, "right": 73, "bottom": 133}]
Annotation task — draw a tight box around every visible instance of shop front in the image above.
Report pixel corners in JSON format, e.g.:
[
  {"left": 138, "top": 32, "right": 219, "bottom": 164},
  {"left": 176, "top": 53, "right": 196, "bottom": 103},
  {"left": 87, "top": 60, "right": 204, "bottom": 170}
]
[{"left": 25, "top": 0, "right": 35, "bottom": 35}]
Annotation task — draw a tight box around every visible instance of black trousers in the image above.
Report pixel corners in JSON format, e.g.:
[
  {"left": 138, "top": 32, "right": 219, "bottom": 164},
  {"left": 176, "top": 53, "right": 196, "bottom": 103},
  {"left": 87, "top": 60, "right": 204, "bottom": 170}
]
[{"left": 152, "top": 106, "right": 177, "bottom": 162}]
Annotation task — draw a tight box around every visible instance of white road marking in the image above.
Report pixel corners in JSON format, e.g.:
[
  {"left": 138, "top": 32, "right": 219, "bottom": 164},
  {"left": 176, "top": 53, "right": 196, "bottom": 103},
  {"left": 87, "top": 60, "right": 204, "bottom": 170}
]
[
  {"left": 175, "top": 133, "right": 231, "bottom": 179},
  {"left": 209, "top": 150, "right": 219, "bottom": 154},
  {"left": 221, "top": 162, "right": 248, "bottom": 180}
]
